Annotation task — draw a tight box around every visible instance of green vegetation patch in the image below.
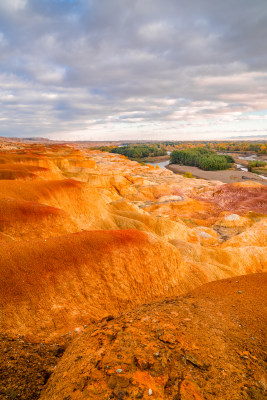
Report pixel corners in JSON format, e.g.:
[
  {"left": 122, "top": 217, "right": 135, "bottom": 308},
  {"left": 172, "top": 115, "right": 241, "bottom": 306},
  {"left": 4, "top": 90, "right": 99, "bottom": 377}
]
[
  {"left": 99, "top": 144, "right": 167, "bottom": 159},
  {"left": 183, "top": 172, "right": 195, "bottom": 178},
  {"left": 170, "top": 147, "right": 234, "bottom": 171},
  {"left": 248, "top": 160, "right": 267, "bottom": 172}
]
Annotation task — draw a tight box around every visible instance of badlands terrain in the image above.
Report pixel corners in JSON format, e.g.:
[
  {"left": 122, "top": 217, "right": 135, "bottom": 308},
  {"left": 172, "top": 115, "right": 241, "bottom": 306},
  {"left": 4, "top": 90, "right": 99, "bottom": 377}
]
[{"left": 0, "top": 139, "right": 266, "bottom": 399}]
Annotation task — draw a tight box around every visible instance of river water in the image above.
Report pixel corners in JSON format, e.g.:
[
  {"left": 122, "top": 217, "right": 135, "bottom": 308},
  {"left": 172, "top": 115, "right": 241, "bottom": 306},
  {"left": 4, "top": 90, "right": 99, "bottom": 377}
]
[
  {"left": 236, "top": 163, "right": 248, "bottom": 172},
  {"left": 145, "top": 159, "right": 170, "bottom": 169},
  {"left": 145, "top": 151, "right": 171, "bottom": 169}
]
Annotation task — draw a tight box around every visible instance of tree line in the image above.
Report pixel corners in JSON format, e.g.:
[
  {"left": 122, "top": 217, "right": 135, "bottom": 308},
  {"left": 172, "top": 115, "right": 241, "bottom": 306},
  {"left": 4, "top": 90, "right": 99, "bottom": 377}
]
[{"left": 97, "top": 144, "right": 167, "bottom": 159}]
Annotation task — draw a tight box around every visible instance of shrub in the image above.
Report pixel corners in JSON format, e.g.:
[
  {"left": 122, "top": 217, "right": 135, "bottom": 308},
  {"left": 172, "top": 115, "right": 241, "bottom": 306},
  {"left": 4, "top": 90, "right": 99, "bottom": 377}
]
[
  {"left": 248, "top": 160, "right": 266, "bottom": 172},
  {"left": 183, "top": 172, "right": 195, "bottom": 178},
  {"left": 224, "top": 155, "right": 235, "bottom": 163}
]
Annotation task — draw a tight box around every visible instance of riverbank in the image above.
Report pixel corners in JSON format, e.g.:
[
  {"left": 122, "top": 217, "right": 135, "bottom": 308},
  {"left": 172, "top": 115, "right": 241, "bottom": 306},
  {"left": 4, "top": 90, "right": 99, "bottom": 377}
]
[{"left": 166, "top": 164, "right": 267, "bottom": 185}]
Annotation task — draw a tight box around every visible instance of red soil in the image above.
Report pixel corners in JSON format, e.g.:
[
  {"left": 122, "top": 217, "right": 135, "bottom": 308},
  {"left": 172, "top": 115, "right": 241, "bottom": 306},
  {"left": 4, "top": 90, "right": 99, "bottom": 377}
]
[
  {"left": 199, "top": 182, "right": 267, "bottom": 214},
  {"left": 0, "top": 163, "right": 54, "bottom": 180},
  {"left": 0, "top": 178, "right": 84, "bottom": 202},
  {"left": 0, "top": 198, "right": 77, "bottom": 239}
]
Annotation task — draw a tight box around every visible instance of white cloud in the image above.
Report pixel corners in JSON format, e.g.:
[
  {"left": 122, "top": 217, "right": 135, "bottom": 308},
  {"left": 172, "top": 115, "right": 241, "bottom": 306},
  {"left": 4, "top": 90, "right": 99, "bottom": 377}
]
[{"left": 0, "top": 0, "right": 27, "bottom": 12}]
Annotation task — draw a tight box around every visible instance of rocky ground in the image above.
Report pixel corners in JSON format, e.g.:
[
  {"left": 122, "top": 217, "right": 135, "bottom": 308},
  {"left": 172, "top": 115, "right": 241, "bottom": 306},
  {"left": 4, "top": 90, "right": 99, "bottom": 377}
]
[
  {"left": 40, "top": 273, "right": 267, "bottom": 400},
  {"left": 0, "top": 335, "right": 66, "bottom": 400}
]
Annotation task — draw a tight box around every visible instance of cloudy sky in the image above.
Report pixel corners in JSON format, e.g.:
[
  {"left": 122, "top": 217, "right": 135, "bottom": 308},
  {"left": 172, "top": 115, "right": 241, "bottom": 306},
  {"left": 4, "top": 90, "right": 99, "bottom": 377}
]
[{"left": 0, "top": 0, "right": 266, "bottom": 141}]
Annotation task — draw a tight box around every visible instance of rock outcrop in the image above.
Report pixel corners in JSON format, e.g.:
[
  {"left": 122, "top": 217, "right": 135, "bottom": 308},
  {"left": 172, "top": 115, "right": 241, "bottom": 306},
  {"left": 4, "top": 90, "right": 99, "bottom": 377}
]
[{"left": 40, "top": 273, "right": 267, "bottom": 400}]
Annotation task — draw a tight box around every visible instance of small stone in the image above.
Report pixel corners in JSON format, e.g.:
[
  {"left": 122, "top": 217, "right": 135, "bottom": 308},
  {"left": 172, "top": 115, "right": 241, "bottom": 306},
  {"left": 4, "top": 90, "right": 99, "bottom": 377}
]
[
  {"left": 185, "top": 353, "right": 209, "bottom": 370},
  {"left": 197, "top": 231, "right": 212, "bottom": 238},
  {"left": 148, "top": 388, "right": 153, "bottom": 395},
  {"left": 116, "top": 369, "right": 123, "bottom": 373},
  {"left": 238, "top": 291, "right": 243, "bottom": 294},
  {"left": 225, "top": 214, "right": 239, "bottom": 221},
  {"left": 108, "top": 375, "right": 117, "bottom": 389},
  {"left": 117, "top": 375, "right": 130, "bottom": 388}
]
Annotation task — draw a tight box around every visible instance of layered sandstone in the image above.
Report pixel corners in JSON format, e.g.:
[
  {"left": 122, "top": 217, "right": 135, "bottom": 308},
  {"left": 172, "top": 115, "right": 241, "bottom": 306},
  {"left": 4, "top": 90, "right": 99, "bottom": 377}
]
[{"left": 0, "top": 143, "right": 266, "bottom": 342}]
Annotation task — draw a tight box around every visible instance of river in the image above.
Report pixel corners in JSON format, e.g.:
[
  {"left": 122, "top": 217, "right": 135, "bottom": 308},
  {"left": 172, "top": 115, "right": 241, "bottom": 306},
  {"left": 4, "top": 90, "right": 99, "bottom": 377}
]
[
  {"left": 145, "top": 159, "right": 170, "bottom": 169},
  {"left": 145, "top": 151, "right": 171, "bottom": 169}
]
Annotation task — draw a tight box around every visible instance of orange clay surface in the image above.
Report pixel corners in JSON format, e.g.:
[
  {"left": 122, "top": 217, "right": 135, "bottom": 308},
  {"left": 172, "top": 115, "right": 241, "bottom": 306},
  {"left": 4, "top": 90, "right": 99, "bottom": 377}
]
[{"left": 0, "top": 138, "right": 266, "bottom": 399}]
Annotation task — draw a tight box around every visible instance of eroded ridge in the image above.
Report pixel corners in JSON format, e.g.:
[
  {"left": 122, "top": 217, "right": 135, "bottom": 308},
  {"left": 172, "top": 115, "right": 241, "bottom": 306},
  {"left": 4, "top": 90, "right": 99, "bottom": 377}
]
[{"left": 0, "top": 140, "right": 266, "bottom": 399}]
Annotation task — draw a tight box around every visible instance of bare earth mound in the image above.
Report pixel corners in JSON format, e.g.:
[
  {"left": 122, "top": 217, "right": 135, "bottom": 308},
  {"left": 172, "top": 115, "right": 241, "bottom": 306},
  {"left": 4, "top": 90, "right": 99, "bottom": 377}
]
[
  {"left": 40, "top": 273, "right": 267, "bottom": 400},
  {"left": 0, "top": 230, "right": 187, "bottom": 341}
]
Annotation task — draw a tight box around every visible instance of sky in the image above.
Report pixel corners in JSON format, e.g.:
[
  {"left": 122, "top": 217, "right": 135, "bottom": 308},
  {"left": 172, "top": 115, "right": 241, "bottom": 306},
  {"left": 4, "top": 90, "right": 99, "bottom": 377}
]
[{"left": 0, "top": 0, "right": 267, "bottom": 141}]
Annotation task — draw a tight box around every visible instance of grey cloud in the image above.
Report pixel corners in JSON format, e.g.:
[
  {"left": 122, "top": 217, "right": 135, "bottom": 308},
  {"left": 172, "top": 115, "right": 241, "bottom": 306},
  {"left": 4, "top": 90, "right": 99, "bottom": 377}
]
[{"left": 0, "top": 0, "right": 266, "bottom": 139}]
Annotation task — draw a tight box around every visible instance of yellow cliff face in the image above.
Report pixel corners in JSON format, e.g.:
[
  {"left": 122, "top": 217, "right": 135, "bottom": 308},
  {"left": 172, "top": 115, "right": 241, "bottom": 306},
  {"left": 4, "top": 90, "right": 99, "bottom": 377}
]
[{"left": 0, "top": 142, "right": 266, "bottom": 342}]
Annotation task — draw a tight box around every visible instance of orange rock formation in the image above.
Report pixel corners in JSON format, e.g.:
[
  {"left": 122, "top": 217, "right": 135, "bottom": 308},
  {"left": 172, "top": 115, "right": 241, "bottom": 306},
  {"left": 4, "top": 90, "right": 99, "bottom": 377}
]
[{"left": 0, "top": 139, "right": 266, "bottom": 399}]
